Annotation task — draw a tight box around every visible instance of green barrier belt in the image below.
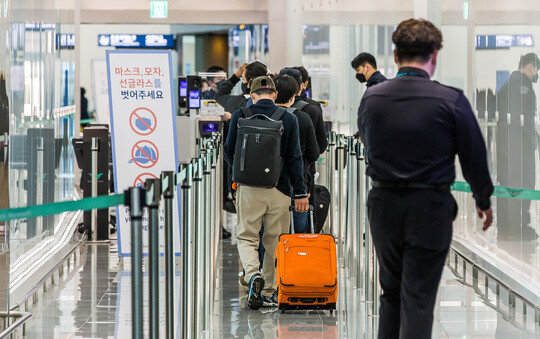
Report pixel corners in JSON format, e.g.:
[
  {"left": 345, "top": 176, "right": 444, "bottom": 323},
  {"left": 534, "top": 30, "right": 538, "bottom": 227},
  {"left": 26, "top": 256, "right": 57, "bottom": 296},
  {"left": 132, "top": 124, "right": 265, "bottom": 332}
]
[
  {"left": 0, "top": 194, "right": 125, "bottom": 222},
  {"left": 452, "top": 181, "right": 540, "bottom": 200},
  {"left": 80, "top": 119, "right": 96, "bottom": 124}
]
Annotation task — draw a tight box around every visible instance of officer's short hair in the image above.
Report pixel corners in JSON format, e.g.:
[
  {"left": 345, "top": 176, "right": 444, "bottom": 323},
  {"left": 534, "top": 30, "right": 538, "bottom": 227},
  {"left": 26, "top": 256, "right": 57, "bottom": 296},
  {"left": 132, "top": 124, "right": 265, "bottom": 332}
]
[
  {"left": 206, "top": 65, "right": 226, "bottom": 82},
  {"left": 392, "top": 19, "right": 443, "bottom": 63},
  {"left": 273, "top": 74, "right": 299, "bottom": 104},
  {"left": 351, "top": 53, "right": 377, "bottom": 70},
  {"left": 519, "top": 53, "right": 540, "bottom": 69},
  {"left": 245, "top": 61, "right": 268, "bottom": 82}
]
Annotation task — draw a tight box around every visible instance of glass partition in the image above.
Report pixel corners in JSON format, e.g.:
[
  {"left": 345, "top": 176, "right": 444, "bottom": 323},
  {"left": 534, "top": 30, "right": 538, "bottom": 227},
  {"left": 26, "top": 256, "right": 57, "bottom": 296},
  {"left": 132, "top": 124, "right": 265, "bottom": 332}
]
[
  {"left": 4, "top": 0, "right": 76, "bottom": 310},
  {"left": 303, "top": 0, "right": 540, "bottom": 302}
]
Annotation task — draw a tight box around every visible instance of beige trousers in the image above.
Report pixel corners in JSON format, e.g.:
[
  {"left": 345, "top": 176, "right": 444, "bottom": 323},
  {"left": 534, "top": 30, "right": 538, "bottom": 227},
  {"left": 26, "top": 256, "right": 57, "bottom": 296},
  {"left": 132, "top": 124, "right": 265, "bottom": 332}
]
[{"left": 236, "top": 185, "right": 290, "bottom": 296}]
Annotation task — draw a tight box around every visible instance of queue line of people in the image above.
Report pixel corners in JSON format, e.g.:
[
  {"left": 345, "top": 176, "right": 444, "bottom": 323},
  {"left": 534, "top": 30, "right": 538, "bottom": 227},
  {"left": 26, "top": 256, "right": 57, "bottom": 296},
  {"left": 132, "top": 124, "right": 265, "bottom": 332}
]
[{"left": 214, "top": 18, "right": 495, "bottom": 339}]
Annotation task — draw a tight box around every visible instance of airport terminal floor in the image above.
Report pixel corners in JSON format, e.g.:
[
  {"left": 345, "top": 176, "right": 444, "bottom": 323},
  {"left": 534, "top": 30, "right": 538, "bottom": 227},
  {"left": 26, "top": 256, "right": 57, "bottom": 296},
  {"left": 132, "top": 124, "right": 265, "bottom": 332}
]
[{"left": 21, "top": 227, "right": 535, "bottom": 338}]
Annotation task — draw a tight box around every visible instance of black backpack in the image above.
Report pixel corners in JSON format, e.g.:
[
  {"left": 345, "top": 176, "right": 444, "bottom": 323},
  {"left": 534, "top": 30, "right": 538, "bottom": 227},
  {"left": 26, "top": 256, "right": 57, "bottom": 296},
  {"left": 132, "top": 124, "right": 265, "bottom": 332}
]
[
  {"left": 292, "top": 100, "right": 309, "bottom": 111},
  {"left": 232, "top": 107, "right": 286, "bottom": 188}
]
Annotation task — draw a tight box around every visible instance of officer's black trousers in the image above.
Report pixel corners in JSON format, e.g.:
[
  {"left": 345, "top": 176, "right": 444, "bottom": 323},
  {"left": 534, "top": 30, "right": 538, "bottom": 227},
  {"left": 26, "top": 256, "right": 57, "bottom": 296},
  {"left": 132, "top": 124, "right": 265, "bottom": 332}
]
[{"left": 367, "top": 188, "right": 456, "bottom": 339}]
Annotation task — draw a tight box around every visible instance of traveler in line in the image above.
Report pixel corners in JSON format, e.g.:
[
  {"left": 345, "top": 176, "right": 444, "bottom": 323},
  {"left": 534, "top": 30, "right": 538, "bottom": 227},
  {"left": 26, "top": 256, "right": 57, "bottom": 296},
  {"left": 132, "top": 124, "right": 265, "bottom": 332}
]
[
  {"left": 351, "top": 52, "right": 387, "bottom": 88},
  {"left": 224, "top": 76, "right": 309, "bottom": 309},
  {"left": 358, "top": 19, "right": 494, "bottom": 338},
  {"left": 202, "top": 65, "right": 227, "bottom": 100},
  {"left": 215, "top": 61, "right": 268, "bottom": 114},
  {"left": 274, "top": 73, "right": 319, "bottom": 233}
]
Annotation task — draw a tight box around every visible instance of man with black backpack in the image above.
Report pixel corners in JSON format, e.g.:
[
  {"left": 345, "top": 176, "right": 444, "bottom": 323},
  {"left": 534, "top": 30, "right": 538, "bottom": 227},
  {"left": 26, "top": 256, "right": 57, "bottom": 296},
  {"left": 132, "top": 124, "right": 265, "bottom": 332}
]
[{"left": 224, "top": 75, "right": 309, "bottom": 310}]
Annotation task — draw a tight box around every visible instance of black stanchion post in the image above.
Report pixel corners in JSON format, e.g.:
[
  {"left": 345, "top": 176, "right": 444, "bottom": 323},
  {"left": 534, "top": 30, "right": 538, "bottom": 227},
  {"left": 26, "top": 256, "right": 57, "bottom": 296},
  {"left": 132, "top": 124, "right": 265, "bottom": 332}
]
[
  {"left": 126, "top": 187, "right": 145, "bottom": 339},
  {"left": 161, "top": 171, "right": 175, "bottom": 338},
  {"left": 180, "top": 163, "right": 194, "bottom": 339},
  {"left": 145, "top": 178, "right": 161, "bottom": 339}
]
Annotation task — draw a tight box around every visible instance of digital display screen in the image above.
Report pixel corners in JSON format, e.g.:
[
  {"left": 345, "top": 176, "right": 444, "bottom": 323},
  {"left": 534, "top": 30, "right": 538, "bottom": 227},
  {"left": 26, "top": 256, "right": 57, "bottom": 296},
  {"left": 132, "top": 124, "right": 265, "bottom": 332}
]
[
  {"left": 179, "top": 80, "right": 187, "bottom": 97},
  {"left": 476, "top": 34, "right": 534, "bottom": 49},
  {"left": 202, "top": 122, "right": 219, "bottom": 133},
  {"left": 305, "top": 90, "right": 310, "bottom": 99},
  {"left": 189, "top": 90, "right": 200, "bottom": 109}
]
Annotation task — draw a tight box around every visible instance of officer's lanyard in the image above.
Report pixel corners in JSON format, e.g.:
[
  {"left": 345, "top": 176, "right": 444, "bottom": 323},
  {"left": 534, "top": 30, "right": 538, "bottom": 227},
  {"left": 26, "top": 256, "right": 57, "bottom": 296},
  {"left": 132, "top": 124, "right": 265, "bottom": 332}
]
[{"left": 396, "top": 72, "right": 427, "bottom": 78}]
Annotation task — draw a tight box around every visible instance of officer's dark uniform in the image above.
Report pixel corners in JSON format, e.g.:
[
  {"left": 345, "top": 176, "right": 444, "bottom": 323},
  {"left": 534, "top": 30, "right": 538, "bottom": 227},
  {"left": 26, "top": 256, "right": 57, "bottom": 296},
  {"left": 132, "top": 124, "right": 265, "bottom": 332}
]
[
  {"left": 358, "top": 67, "right": 493, "bottom": 338},
  {"left": 496, "top": 71, "right": 537, "bottom": 241}
]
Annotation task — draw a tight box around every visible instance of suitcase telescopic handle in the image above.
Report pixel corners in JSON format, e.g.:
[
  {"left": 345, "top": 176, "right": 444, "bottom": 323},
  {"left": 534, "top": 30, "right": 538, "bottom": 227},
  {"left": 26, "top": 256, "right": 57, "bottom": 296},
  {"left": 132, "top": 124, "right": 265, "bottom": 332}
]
[{"left": 289, "top": 204, "right": 315, "bottom": 234}]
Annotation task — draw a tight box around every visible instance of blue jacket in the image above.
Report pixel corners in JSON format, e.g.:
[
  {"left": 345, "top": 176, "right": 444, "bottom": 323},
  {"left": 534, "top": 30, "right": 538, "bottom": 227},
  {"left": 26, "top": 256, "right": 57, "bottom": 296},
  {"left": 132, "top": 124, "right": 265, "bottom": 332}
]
[{"left": 224, "top": 99, "right": 307, "bottom": 199}]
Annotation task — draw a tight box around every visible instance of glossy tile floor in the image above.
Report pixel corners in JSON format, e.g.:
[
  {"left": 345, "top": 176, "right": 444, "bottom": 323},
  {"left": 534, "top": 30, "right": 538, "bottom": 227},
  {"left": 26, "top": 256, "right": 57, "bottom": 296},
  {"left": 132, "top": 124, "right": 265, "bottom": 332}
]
[{"left": 24, "top": 231, "right": 537, "bottom": 338}]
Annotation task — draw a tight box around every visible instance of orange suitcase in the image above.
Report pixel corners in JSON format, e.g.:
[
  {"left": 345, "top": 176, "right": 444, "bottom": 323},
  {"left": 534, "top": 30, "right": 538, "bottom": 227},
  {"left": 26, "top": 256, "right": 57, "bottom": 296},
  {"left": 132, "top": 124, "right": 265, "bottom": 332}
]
[{"left": 275, "top": 206, "right": 338, "bottom": 313}]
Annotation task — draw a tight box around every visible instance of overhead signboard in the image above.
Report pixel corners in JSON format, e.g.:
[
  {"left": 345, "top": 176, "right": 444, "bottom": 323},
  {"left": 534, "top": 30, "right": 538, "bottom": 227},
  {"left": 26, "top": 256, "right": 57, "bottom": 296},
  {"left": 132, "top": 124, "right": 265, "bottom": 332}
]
[
  {"left": 150, "top": 1, "right": 168, "bottom": 18},
  {"left": 476, "top": 34, "right": 534, "bottom": 49},
  {"left": 106, "top": 50, "right": 180, "bottom": 257},
  {"left": 98, "top": 34, "right": 175, "bottom": 49}
]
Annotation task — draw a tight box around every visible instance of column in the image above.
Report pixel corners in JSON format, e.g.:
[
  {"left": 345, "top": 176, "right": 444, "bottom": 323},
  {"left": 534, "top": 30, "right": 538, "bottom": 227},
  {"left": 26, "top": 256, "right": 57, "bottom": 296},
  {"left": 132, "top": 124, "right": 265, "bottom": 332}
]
[{"left": 267, "top": 0, "right": 303, "bottom": 72}]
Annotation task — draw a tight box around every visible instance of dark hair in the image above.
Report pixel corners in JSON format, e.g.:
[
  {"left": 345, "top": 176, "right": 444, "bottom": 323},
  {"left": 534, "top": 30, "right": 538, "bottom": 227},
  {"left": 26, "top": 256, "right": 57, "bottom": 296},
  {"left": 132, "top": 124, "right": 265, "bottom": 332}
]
[
  {"left": 274, "top": 74, "right": 299, "bottom": 104},
  {"left": 279, "top": 68, "right": 302, "bottom": 87},
  {"left": 245, "top": 61, "right": 268, "bottom": 82},
  {"left": 351, "top": 53, "right": 377, "bottom": 70},
  {"left": 392, "top": 19, "right": 443, "bottom": 63},
  {"left": 206, "top": 65, "right": 226, "bottom": 82},
  {"left": 293, "top": 66, "right": 309, "bottom": 83},
  {"left": 519, "top": 53, "right": 540, "bottom": 69},
  {"left": 253, "top": 88, "right": 275, "bottom": 96},
  {"left": 81, "top": 87, "right": 86, "bottom": 96}
]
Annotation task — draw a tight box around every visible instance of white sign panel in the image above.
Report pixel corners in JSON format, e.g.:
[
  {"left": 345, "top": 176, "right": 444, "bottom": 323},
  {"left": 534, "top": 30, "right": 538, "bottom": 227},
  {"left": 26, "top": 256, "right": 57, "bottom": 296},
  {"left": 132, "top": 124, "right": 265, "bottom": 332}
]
[
  {"left": 91, "top": 59, "right": 110, "bottom": 126},
  {"left": 106, "top": 50, "right": 180, "bottom": 257},
  {"left": 200, "top": 100, "right": 225, "bottom": 116}
]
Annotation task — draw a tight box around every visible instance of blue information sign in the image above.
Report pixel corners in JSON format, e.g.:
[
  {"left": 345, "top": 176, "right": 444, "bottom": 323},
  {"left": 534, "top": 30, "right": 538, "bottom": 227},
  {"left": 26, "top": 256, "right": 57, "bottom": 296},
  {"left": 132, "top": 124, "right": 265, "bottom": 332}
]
[{"left": 98, "top": 34, "right": 175, "bottom": 49}]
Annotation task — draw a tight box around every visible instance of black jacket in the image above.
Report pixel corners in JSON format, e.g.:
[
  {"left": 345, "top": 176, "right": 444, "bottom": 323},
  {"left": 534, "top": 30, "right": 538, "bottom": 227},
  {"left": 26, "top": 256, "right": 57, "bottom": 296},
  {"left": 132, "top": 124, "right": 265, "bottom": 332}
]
[
  {"left": 366, "top": 71, "right": 387, "bottom": 88},
  {"left": 288, "top": 106, "right": 319, "bottom": 185},
  {"left": 224, "top": 99, "right": 307, "bottom": 198},
  {"left": 215, "top": 74, "right": 248, "bottom": 113},
  {"left": 358, "top": 67, "right": 493, "bottom": 210},
  {"left": 295, "top": 95, "right": 327, "bottom": 153}
]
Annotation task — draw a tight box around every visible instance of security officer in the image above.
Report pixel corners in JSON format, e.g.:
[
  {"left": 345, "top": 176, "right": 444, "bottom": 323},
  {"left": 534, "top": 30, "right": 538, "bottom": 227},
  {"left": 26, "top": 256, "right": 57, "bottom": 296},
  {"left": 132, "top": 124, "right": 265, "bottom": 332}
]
[
  {"left": 496, "top": 53, "right": 539, "bottom": 242},
  {"left": 358, "top": 19, "right": 494, "bottom": 338},
  {"left": 351, "top": 52, "right": 387, "bottom": 88}
]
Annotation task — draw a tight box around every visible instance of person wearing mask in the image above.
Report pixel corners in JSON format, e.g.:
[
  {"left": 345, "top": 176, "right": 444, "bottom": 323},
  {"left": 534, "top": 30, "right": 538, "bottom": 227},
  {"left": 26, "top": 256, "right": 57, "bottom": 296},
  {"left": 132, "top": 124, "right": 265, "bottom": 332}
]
[
  {"left": 202, "top": 65, "right": 227, "bottom": 99},
  {"left": 351, "top": 52, "right": 387, "bottom": 88},
  {"left": 224, "top": 76, "right": 308, "bottom": 309},
  {"left": 496, "top": 53, "right": 539, "bottom": 242},
  {"left": 274, "top": 73, "right": 319, "bottom": 232},
  {"left": 358, "top": 19, "right": 494, "bottom": 337},
  {"left": 215, "top": 61, "right": 268, "bottom": 114}
]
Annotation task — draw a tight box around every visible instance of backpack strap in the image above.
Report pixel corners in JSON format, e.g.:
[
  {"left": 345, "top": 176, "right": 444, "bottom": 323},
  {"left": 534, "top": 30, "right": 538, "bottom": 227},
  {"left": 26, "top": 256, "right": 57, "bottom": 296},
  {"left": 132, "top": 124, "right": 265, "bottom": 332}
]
[
  {"left": 292, "top": 100, "right": 309, "bottom": 111},
  {"left": 240, "top": 106, "right": 253, "bottom": 118},
  {"left": 271, "top": 107, "right": 286, "bottom": 121}
]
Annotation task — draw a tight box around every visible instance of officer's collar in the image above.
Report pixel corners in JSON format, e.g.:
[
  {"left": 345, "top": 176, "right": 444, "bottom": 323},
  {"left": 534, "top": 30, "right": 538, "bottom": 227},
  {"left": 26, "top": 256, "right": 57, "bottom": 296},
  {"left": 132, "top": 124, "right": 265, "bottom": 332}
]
[
  {"left": 367, "top": 71, "right": 383, "bottom": 85},
  {"left": 396, "top": 67, "right": 430, "bottom": 79}
]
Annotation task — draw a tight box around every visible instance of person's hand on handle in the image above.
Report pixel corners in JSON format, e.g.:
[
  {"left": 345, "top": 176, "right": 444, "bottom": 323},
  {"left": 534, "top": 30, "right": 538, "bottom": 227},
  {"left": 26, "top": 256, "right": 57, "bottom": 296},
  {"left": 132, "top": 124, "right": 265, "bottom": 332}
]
[
  {"left": 295, "top": 198, "right": 309, "bottom": 213},
  {"left": 476, "top": 206, "right": 493, "bottom": 231},
  {"left": 235, "top": 63, "right": 248, "bottom": 79}
]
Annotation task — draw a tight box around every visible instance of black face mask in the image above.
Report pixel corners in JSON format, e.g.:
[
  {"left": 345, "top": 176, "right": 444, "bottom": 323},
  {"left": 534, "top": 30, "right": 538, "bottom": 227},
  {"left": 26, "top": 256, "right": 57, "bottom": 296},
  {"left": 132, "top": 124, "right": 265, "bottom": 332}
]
[
  {"left": 356, "top": 73, "right": 366, "bottom": 83},
  {"left": 215, "top": 79, "right": 226, "bottom": 90},
  {"left": 241, "top": 82, "right": 249, "bottom": 94},
  {"left": 533, "top": 73, "right": 538, "bottom": 83}
]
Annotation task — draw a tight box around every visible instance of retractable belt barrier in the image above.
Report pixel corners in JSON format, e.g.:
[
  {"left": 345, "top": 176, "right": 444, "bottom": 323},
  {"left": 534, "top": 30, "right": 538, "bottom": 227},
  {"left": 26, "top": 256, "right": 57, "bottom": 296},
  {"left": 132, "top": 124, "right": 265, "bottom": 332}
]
[
  {"left": 0, "top": 132, "right": 223, "bottom": 339},
  {"left": 323, "top": 131, "right": 540, "bottom": 338}
]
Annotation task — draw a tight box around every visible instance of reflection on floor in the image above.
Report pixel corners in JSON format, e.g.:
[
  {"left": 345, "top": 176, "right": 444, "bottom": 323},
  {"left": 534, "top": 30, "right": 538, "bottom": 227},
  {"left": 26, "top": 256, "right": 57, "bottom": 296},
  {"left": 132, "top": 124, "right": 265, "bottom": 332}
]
[{"left": 24, "top": 234, "right": 536, "bottom": 338}]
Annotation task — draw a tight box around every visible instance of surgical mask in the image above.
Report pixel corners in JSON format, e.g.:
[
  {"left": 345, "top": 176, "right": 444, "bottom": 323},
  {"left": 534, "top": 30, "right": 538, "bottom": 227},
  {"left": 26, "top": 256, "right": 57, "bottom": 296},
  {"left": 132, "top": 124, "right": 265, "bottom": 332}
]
[
  {"left": 356, "top": 73, "right": 366, "bottom": 83},
  {"left": 241, "top": 82, "right": 249, "bottom": 95},
  {"left": 533, "top": 73, "right": 538, "bottom": 83}
]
